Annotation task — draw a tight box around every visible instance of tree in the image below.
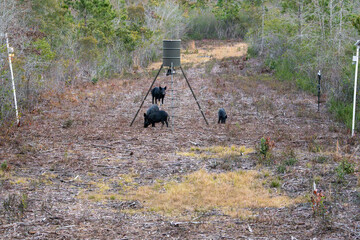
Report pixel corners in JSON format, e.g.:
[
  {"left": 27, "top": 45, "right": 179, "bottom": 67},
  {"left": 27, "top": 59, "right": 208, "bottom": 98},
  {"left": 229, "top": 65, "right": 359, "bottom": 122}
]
[
  {"left": 351, "top": 14, "right": 360, "bottom": 34},
  {"left": 64, "top": 0, "right": 117, "bottom": 44}
]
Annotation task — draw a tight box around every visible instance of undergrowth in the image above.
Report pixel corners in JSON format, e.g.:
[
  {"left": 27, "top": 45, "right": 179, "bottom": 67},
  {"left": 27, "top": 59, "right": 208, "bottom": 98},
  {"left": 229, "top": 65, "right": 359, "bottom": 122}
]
[
  {"left": 328, "top": 98, "right": 360, "bottom": 130},
  {"left": 335, "top": 159, "right": 355, "bottom": 183},
  {"left": 2, "top": 193, "right": 28, "bottom": 223}
]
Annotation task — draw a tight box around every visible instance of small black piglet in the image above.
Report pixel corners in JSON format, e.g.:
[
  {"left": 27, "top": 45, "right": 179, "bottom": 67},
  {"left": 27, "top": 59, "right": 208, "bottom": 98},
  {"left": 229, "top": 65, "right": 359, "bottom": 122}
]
[
  {"left": 144, "top": 110, "right": 169, "bottom": 128},
  {"left": 218, "top": 108, "right": 227, "bottom": 124},
  {"left": 151, "top": 86, "right": 167, "bottom": 104}
]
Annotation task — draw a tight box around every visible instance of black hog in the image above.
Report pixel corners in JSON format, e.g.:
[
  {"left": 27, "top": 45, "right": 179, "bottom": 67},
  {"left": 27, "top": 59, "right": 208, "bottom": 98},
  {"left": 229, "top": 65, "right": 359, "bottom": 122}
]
[
  {"left": 218, "top": 108, "right": 227, "bottom": 124},
  {"left": 151, "top": 86, "right": 167, "bottom": 104},
  {"left": 144, "top": 104, "right": 159, "bottom": 127},
  {"left": 144, "top": 110, "right": 169, "bottom": 128},
  {"left": 146, "top": 104, "right": 159, "bottom": 116}
]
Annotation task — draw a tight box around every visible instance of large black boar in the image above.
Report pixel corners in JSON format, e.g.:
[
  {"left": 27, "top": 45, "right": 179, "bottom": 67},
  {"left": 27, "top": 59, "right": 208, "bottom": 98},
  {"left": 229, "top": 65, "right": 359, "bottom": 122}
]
[
  {"left": 218, "top": 108, "right": 227, "bottom": 124},
  {"left": 146, "top": 104, "right": 159, "bottom": 115},
  {"left": 144, "top": 110, "right": 169, "bottom": 128},
  {"left": 144, "top": 104, "right": 159, "bottom": 127},
  {"left": 151, "top": 86, "right": 167, "bottom": 104}
]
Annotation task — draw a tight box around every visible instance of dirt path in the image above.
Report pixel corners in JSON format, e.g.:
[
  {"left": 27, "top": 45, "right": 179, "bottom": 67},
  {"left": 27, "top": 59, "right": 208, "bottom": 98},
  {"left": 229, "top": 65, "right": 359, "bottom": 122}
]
[{"left": 0, "top": 40, "right": 359, "bottom": 239}]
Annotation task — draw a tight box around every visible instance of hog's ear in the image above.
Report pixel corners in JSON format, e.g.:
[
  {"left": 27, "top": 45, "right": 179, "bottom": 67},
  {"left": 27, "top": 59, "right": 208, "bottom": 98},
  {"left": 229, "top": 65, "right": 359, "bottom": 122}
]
[
  {"left": 144, "top": 113, "right": 147, "bottom": 117},
  {"left": 159, "top": 86, "right": 162, "bottom": 90},
  {"left": 164, "top": 86, "right": 167, "bottom": 90}
]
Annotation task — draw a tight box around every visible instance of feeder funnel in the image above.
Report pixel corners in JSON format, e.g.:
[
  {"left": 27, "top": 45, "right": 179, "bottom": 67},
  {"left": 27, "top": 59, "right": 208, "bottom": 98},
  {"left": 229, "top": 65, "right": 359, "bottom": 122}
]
[{"left": 163, "top": 39, "right": 181, "bottom": 67}]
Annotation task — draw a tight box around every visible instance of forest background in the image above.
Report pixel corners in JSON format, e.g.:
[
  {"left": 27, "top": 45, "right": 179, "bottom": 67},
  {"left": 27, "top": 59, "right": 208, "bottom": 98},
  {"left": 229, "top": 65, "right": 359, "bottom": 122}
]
[{"left": 1, "top": 0, "right": 360, "bottom": 128}]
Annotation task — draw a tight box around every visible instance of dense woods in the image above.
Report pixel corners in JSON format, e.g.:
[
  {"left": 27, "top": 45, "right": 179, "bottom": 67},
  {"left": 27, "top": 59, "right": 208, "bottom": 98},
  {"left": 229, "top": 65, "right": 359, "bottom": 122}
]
[{"left": 0, "top": 0, "right": 360, "bottom": 127}]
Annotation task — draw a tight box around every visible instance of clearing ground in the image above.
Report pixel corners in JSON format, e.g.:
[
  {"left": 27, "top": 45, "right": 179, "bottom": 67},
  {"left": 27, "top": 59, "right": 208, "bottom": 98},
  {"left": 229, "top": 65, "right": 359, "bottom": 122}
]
[{"left": 0, "top": 40, "right": 359, "bottom": 239}]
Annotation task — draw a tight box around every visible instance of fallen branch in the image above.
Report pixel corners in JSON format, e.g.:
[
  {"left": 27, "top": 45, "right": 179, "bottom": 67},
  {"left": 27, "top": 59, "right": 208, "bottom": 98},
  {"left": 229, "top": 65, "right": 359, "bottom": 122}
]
[
  {"left": 94, "top": 164, "right": 121, "bottom": 169},
  {"left": 91, "top": 144, "right": 114, "bottom": 149},
  {"left": 189, "top": 141, "right": 200, "bottom": 146},
  {"left": 170, "top": 221, "right": 202, "bottom": 227}
]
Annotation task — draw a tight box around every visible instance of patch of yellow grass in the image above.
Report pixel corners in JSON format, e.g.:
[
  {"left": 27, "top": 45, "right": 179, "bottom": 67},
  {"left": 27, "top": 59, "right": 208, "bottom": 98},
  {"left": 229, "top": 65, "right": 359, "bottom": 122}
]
[
  {"left": 130, "top": 169, "right": 301, "bottom": 218},
  {"left": 177, "top": 145, "right": 254, "bottom": 160},
  {"left": 0, "top": 170, "right": 12, "bottom": 179},
  {"left": 39, "top": 172, "right": 57, "bottom": 185},
  {"left": 77, "top": 174, "right": 138, "bottom": 202},
  {"left": 76, "top": 167, "right": 302, "bottom": 218},
  {"left": 77, "top": 188, "right": 123, "bottom": 202},
  {"left": 11, "top": 177, "right": 29, "bottom": 185},
  {"left": 41, "top": 172, "right": 57, "bottom": 179},
  {"left": 4, "top": 172, "right": 57, "bottom": 186},
  {"left": 89, "top": 180, "right": 110, "bottom": 193}
]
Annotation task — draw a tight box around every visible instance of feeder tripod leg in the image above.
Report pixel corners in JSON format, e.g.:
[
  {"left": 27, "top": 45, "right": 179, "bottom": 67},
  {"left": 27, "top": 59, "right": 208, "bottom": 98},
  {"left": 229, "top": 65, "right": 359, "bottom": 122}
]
[
  {"left": 130, "top": 64, "right": 163, "bottom": 126},
  {"left": 180, "top": 66, "right": 209, "bottom": 125}
]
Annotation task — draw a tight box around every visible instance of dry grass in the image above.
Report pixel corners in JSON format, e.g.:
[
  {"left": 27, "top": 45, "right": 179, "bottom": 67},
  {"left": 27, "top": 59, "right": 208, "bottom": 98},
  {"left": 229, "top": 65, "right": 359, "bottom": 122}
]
[
  {"left": 176, "top": 145, "right": 254, "bottom": 160},
  {"left": 10, "top": 177, "right": 29, "bottom": 185},
  {"left": 75, "top": 165, "right": 302, "bottom": 218},
  {"left": 254, "top": 96, "right": 275, "bottom": 113},
  {"left": 131, "top": 169, "right": 302, "bottom": 218},
  {"left": 77, "top": 173, "right": 138, "bottom": 202},
  {"left": 0, "top": 169, "right": 12, "bottom": 179},
  {"left": 6, "top": 172, "right": 57, "bottom": 187},
  {"left": 147, "top": 41, "right": 247, "bottom": 70}
]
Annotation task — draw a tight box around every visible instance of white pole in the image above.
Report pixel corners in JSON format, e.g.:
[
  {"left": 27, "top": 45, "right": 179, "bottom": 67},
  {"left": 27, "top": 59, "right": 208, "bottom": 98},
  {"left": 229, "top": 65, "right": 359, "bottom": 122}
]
[
  {"left": 5, "top": 33, "right": 20, "bottom": 126},
  {"left": 352, "top": 45, "right": 359, "bottom": 136},
  {"left": 171, "top": 62, "right": 174, "bottom": 132}
]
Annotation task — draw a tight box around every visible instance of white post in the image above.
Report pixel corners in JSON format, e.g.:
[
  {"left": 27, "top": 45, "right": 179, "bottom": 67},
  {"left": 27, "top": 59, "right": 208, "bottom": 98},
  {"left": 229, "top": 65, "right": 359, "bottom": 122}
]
[
  {"left": 352, "top": 43, "right": 360, "bottom": 136},
  {"left": 171, "top": 62, "right": 174, "bottom": 132},
  {"left": 5, "top": 33, "right": 20, "bottom": 126}
]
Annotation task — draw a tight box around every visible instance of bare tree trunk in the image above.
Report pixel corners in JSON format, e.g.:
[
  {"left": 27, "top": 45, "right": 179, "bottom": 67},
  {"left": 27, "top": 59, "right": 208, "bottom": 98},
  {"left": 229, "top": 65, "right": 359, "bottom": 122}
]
[
  {"left": 338, "top": 0, "right": 343, "bottom": 55},
  {"left": 321, "top": 11, "right": 325, "bottom": 41},
  {"left": 260, "top": 0, "right": 265, "bottom": 55},
  {"left": 26, "top": 75, "right": 30, "bottom": 107},
  {"left": 329, "top": 0, "right": 333, "bottom": 36},
  {"left": 297, "top": 0, "right": 303, "bottom": 43}
]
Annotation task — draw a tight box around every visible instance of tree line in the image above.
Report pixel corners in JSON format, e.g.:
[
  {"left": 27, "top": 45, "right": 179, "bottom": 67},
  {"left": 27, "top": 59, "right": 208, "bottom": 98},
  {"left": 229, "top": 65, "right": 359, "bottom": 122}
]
[
  {"left": 247, "top": 0, "right": 360, "bottom": 129},
  {"left": 0, "top": 0, "right": 359, "bottom": 128}
]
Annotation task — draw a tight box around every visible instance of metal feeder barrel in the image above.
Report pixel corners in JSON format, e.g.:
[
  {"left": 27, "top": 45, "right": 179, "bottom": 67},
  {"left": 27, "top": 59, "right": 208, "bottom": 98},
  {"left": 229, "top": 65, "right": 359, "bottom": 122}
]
[{"left": 163, "top": 39, "right": 181, "bottom": 67}]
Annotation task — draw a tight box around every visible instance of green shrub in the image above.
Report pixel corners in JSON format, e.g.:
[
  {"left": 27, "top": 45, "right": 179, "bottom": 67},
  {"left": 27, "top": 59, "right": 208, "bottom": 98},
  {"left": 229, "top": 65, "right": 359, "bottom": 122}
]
[
  {"left": 186, "top": 10, "right": 218, "bottom": 40},
  {"left": 339, "top": 159, "right": 355, "bottom": 174},
  {"left": 316, "top": 156, "right": 328, "bottom": 163},
  {"left": 258, "top": 137, "right": 275, "bottom": 165},
  {"left": 329, "top": 98, "right": 360, "bottom": 130},
  {"left": 259, "top": 137, "right": 269, "bottom": 156},
  {"left": 3, "top": 193, "right": 28, "bottom": 221},
  {"left": 247, "top": 45, "right": 259, "bottom": 58},
  {"left": 336, "top": 159, "right": 355, "bottom": 182},
  {"left": 1, "top": 161, "right": 8, "bottom": 171},
  {"left": 91, "top": 77, "right": 98, "bottom": 84},
  {"left": 284, "top": 157, "right": 297, "bottom": 166},
  {"left": 277, "top": 164, "right": 286, "bottom": 174},
  {"left": 270, "top": 179, "right": 280, "bottom": 188}
]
